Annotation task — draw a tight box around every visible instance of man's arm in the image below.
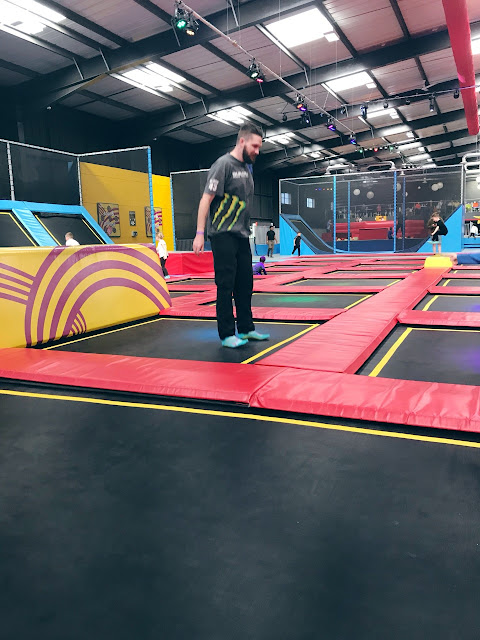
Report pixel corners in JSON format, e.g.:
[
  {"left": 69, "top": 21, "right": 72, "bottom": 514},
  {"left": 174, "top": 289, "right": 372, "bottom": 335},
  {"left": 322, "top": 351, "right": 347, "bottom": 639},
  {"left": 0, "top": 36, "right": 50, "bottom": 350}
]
[{"left": 193, "top": 193, "right": 215, "bottom": 254}]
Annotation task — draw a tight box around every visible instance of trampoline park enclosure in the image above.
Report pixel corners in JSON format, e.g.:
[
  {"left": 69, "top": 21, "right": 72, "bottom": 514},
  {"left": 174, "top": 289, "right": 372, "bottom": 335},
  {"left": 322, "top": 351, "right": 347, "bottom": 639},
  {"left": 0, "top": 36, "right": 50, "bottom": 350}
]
[
  {"left": 0, "top": 139, "right": 173, "bottom": 248},
  {"left": 279, "top": 166, "right": 467, "bottom": 254}
]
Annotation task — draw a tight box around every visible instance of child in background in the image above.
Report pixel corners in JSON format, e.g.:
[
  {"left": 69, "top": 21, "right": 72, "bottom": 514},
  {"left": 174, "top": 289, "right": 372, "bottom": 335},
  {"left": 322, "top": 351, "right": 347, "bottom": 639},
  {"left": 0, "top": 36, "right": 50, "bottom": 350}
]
[
  {"left": 427, "top": 212, "right": 448, "bottom": 254},
  {"left": 156, "top": 232, "right": 170, "bottom": 279},
  {"left": 253, "top": 255, "right": 267, "bottom": 275}
]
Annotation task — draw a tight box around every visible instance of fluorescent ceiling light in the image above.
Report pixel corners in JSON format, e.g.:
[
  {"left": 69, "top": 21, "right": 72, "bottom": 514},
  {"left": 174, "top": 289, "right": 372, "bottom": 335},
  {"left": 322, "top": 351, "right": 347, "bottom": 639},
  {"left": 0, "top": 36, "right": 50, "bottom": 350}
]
[
  {"left": 406, "top": 132, "right": 414, "bottom": 138},
  {"left": 409, "top": 153, "right": 430, "bottom": 161},
  {"left": 267, "top": 132, "right": 295, "bottom": 145},
  {"left": 325, "top": 71, "right": 374, "bottom": 93},
  {"left": 145, "top": 62, "right": 185, "bottom": 84},
  {"left": 207, "top": 107, "right": 253, "bottom": 126},
  {"left": 310, "top": 151, "right": 322, "bottom": 158},
  {"left": 265, "top": 8, "right": 333, "bottom": 48},
  {"left": 472, "top": 38, "right": 480, "bottom": 55},
  {"left": 366, "top": 108, "right": 399, "bottom": 120},
  {"left": 0, "top": 0, "right": 65, "bottom": 35},
  {"left": 122, "top": 69, "right": 173, "bottom": 91},
  {"left": 366, "top": 82, "right": 377, "bottom": 89},
  {"left": 324, "top": 32, "right": 339, "bottom": 42},
  {"left": 400, "top": 141, "right": 422, "bottom": 150},
  {"left": 112, "top": 73, "right": 170, "bottom": 96}
]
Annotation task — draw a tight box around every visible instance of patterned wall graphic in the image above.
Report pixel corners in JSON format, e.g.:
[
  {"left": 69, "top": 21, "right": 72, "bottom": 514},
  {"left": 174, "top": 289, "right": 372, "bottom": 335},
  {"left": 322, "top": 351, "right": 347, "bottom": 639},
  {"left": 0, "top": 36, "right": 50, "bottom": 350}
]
[
  {"left": 145, "top": 207, "right": 163, "bottom": 238},
  {"left": 0, "top": 245, "right": 171, "bottom": 348},
  {"left": 97, "top": 202, "right": 120, "bottom": 237}
]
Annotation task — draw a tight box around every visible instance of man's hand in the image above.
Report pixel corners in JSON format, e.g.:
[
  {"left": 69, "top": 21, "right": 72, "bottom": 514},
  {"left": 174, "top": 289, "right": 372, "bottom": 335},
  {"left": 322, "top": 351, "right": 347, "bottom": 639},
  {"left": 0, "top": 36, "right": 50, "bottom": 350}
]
[{"left": 193, "top": 234, "right": 204, "bottom": 254}]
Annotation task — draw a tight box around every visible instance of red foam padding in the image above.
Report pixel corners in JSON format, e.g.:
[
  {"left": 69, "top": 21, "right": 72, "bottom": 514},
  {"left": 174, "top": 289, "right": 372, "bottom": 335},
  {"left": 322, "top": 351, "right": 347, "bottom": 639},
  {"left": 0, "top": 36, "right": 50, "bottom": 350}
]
[
  {"left": 251, "top": 369, "right": 480, "bottom": 432},
  {"left": 429, "top": 286, "right": 480, "bottom": 295},
  {"left": 259, "top": 268, "right": 448, "bottom": 373},
  {"left": 0, "top": 348, "right": 283, "bottom": 404},
  {"left": 167, "top": 252, "right": 214, "bottom": 275},
  {"left": 399, "top": 310, "right": 480, "bottom": 327}
]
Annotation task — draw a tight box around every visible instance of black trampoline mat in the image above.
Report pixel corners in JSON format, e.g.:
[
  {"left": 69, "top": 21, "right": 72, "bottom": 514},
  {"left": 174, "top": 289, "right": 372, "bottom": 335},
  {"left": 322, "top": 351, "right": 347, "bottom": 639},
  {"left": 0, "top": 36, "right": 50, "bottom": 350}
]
[
  {"left": 0, "top": 212, "right": 36, "bottom": 247},
  {"left": 415, "top": 294, "right": 480, "bottom": 313},
  {"left": 357, "top": 325, "right": 480, "bottom": 385},
  {"left": 35, "top": 213, "right": 104, "bottom": 245},
  {"left": 440, "top": 278, "right": 480, "bottom": 287},
  {"left": 251, "top": 292, "right": 370, "bottom": 308},
  {"left": 42, "top": 317, "right": 315, "bottom": 364},
  {"left": 1, "top": 384, "right": 480, "bottom": 640},
  {"left": 286, "top": 278, "right": 398, "bottom": 287}
]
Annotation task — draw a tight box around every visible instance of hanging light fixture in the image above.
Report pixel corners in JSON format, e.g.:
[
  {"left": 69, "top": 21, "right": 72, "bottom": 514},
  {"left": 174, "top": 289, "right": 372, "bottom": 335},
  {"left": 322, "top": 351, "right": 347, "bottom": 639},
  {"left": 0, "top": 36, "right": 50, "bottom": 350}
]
[
  {"left": 295, "top": 94, "right": 308, "bottom": 112},
  {"left": 173, "top": 1, "right": 188, "bottom": 30}
]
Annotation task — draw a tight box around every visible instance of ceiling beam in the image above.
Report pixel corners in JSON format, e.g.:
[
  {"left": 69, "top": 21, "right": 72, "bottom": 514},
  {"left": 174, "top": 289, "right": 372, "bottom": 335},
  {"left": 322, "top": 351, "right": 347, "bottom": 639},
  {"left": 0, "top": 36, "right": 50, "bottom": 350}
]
[
  {"left": 30, "top": 0, "right": 129, "bottom": 46},
  {"left": 13, "top": 0, "right": 315, "bottom": 104}
]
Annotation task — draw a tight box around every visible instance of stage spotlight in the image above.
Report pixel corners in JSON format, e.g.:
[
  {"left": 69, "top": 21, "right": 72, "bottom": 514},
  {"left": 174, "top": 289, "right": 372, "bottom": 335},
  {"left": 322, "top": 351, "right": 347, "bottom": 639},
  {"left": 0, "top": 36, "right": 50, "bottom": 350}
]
[
  {"left": 373, "top": 146, "right": 379, "bottom": 153},
  {"left": 429, "top": 95, "right": 435, "bottom": 112},
  {"left": 247, "top": 59, "right": 261, "bottom": 80},
  {"left": 295, "top": 94, "right": 307, "bottom": 112},
  {"left": 173, "top": 2, "right": 188, "bottom": 29},
  {"left": 360, "top": 104, "right": 368, "bottom": 118},
  {"left": 301, "top": 111, "right": 311, "bottom": 126},
  {"left": 349, "top": 133, "right": 357, "bottom": 145},
  {"left": 454, "top": 88, "right": 460, "bottom": 99},
  {"left": 340, "top": 105, "right": 347, "bottom": 115},
  {"left": 326, "top": 117, "right": 336, "bottom": 132},
  {"left": 404, "top": 97, "right": 411, "bottom": 105},
  {"left": 282, "top": 113, "right": 288, "bottom": 122},
  {"left": 383, "top": 100, "right": 389, "bottom": 109},
  {"left": 185, "top": 14, "right": 198, "bottom": 36}
]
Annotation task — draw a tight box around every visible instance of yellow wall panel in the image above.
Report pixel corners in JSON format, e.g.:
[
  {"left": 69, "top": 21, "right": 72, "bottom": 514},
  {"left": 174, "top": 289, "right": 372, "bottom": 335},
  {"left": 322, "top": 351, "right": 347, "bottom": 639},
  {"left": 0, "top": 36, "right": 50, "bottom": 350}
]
[{"left": 80, "top": 162, "right": 174, "bottom": 248}]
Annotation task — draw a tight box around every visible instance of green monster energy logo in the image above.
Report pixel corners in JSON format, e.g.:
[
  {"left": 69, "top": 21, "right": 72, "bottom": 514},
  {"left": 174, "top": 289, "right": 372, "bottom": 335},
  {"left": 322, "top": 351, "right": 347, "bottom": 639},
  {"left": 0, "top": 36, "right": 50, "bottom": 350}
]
[{"left": 212, "top": 193, "right": 246, "bottom": 230}]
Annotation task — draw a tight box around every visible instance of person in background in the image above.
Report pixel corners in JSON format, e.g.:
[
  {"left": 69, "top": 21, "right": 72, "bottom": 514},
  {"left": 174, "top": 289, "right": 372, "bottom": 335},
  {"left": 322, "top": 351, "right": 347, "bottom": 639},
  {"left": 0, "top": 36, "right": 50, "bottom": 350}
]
[
  {"left": 387, "top": 227, "right": 394, "bottom": 240},
  {"left": 253, "top": 256, "right": 267, "bottom": 275},
  {"left": 156, "top": 232, "right": 170, "bottom": 279},
  {"left": 427, "top": 212, "right": 447, "bottom": 254},
  {"left": 65, "top": 232, "right": 79, "bottom": 247},
  {"left": 469, "top": 222, "right": 479, "bottom": 238},
  {"left": 292, "top": 232, "right": 302, "bottom": 256},
  {"left": 266, "top": 225, "right": 276, "bottom": 257},
  {"left": 193, "top": 122, "right": 269, "bottom": 349}
]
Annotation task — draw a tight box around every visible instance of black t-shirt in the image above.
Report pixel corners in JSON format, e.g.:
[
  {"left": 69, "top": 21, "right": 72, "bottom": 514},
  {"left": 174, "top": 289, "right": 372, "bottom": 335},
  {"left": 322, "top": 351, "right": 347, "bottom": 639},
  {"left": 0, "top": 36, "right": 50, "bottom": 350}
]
[
  {"left": 204, "top": 153, "right": 254, "bottom": 239},
  {"left": 437, "top": 220, "right": 448, "bottom": 235},
  {"left": 294, "top": 235, "right": 301, "bottom": 246},
  {"left": 267, "top": 229, "right": 275, "bottom": 241}
]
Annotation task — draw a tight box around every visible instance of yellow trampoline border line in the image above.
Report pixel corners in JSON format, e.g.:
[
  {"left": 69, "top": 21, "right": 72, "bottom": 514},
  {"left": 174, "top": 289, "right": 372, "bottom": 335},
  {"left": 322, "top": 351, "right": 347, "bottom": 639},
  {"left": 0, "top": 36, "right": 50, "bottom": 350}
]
[{"left": 2, "top": 388, "right": 480, "bottom": 450}]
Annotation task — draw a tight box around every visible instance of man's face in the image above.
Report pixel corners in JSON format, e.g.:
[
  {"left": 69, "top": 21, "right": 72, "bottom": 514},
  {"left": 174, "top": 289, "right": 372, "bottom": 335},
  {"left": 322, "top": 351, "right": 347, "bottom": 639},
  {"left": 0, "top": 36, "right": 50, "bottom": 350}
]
[{"left": 241, "top": 134, "right": 262, "bottom": 164}]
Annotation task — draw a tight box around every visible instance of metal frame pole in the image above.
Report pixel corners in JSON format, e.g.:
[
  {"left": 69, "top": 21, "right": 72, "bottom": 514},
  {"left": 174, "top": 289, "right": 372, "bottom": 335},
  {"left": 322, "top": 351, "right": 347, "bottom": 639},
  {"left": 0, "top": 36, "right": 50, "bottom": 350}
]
[
  {"left": 6, "top": 142, "right": 15, "bottom": 200},
  {"left": 147, "top": 146, "right": 155, "bottom": 246}
]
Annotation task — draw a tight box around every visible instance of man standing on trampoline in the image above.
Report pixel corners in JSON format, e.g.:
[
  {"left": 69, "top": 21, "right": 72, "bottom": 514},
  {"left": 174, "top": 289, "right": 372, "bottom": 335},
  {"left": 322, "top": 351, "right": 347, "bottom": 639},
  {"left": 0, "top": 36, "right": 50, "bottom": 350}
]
[{"left": 193, "top": 123, "right": 270, "bottom": 348}]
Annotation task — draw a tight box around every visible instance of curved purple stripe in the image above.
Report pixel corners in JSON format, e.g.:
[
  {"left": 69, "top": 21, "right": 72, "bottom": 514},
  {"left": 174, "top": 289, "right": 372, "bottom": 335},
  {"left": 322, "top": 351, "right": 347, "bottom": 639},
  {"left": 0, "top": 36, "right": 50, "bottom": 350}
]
[
  {"left": 0, "top": 282, "right": 29, "bottom": 297},
  {"left": 78, "top": 311, "right": 87, "bottom": 333},
  {"left": 0, "top": 292, "right": 28, "bottom": 305},
  {"left": 61, "top": 278, "right": 167, "bottom": 338},
  {"left": 46, "top": 260, "right": 169, "bottom": 342},
  {"left": 30, "top": 246, "right": 162, "bottom": 344},
  {"left": 0, "top": 262, "right": 34, "bottom": 281},
  {"left": 0, "top": 272, "right": 32, "bottom": 290},
  {"left": 24, "top": 247, "right": 66, "bottom": 344}
]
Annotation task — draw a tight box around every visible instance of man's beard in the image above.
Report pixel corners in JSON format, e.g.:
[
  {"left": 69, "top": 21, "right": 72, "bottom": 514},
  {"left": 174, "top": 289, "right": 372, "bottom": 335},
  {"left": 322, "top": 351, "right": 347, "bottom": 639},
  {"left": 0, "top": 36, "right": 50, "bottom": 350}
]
[{"left": 242, "top": 148, "right": 256, "bottom": 164}]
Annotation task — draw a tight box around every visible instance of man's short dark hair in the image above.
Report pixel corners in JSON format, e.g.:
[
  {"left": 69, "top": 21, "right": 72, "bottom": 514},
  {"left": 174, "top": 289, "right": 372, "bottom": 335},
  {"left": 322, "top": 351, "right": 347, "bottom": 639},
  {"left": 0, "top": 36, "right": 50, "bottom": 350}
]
[{"left": 237, "top": 122, "right": 263, "bottom": 142}]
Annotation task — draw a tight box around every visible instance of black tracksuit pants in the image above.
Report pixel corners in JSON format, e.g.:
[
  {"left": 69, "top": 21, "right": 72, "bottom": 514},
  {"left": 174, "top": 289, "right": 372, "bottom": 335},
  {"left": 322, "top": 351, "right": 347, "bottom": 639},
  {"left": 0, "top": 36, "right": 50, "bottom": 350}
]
[{"left": 210, "top": 233, "right": 255, "bottom": 340}]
